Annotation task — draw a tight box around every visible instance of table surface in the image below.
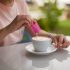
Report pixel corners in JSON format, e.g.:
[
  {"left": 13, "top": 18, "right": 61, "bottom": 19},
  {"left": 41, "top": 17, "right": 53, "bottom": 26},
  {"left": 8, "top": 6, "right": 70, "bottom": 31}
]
[{"left": 0, "top": 36, "right": 70, "bottom": 70}]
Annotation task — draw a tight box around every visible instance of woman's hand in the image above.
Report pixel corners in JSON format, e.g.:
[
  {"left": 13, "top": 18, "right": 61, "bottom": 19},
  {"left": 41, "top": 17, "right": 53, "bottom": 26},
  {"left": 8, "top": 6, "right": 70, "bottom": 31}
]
[
  {"left": 49, "top": 34, "right": 70, "bottom": 49},
  {"left": 7, "top": 15, "right": 32, "bottom": 33}
]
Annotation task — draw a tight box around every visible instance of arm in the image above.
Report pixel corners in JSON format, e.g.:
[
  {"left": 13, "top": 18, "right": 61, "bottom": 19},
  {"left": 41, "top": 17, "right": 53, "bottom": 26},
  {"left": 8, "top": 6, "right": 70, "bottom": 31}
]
[
  {"left": 25, "top": 20, "right": 70, "bottom": 49},
  {"left": 0, "top": 27, "right": 10, "bottom": 46},
  {"left": 38, "top": 29, "right": 52, "bottom": 37},
  {"left": 38, "top": 29, "right": 70, "bottom": 49},
  {"left": 0, "top": 15, "right": 32, "bottom": 46},
  {"left": 0, "top": 27, "right": 10, "bottom": 42},
  {"left": 25, "top": 20, "right": 52, "bottom": 37}
]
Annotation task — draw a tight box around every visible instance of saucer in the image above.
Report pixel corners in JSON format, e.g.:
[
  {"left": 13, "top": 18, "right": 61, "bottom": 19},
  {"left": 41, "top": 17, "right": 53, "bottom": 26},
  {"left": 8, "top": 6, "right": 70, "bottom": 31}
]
[{"left": 25, "top": 44, "right": 57, "bottom": 55}]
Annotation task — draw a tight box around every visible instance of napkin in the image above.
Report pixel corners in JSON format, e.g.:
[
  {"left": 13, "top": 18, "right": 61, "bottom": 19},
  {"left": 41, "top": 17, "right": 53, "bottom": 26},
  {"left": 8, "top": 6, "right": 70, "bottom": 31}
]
[{"left": 31, "top": 20, "right": 41, "bottom": 34}]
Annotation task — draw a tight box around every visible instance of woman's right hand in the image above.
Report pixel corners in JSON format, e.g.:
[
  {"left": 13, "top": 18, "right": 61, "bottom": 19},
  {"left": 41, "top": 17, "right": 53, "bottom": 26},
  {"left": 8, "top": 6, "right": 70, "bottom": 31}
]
[
  {"left": 7, "top": 15, "right": 32, "bottom": 33},
  {"left": 48, "top": 33, "right": 70, "bottom": 49}
]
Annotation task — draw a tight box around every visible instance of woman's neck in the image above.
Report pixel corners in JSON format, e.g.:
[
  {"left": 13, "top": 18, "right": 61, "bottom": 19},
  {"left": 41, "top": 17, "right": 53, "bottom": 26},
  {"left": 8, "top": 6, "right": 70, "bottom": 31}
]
[{"left": 0, "top": 0, "right": 14, "bottom": 7}]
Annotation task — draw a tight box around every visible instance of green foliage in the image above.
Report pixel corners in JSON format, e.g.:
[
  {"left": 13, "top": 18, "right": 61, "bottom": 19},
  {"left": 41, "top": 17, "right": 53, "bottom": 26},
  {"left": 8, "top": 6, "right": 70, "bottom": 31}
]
[
  {"left": 37, "top": 0, "right": 63, "bottom": 31},
  {"left": 37, "top": 18, "right": 48, "bottom": 31},
  {"left": 55, "top": 20, "right": 70, "bottom": 35}
]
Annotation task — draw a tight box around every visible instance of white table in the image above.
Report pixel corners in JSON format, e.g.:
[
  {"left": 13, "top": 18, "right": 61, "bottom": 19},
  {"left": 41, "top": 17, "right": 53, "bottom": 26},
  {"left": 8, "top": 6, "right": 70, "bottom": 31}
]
[{"left": 0, "top": 36, "right": 70, "bottom": 70}]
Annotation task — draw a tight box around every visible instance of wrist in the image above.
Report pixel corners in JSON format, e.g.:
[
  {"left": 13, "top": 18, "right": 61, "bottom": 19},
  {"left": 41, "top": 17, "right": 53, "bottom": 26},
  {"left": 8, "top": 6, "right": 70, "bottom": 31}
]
[{"left": 47, "top": 33, "right": 57, "bottom": 38}]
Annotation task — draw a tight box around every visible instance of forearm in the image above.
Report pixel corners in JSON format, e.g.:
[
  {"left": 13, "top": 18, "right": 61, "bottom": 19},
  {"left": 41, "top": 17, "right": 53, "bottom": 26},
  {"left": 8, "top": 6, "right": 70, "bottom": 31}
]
[
  {"left": 0, "top": 27, "right": 10, "bottom": 42},
  {"left": 38, "top": 29, "right": 53, "bottom": 37},
  {"left": 26, "top": 28, "right": 52, "bottom": 37},
  {"left": 25, "top": 26, "right": 52, "bottom": 37}
]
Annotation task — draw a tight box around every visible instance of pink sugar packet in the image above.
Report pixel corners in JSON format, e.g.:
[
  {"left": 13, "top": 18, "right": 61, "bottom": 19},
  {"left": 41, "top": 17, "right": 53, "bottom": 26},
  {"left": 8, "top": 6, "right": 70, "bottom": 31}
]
[{"left": 31, "top": 21, "right": 41, "bottom": 34}]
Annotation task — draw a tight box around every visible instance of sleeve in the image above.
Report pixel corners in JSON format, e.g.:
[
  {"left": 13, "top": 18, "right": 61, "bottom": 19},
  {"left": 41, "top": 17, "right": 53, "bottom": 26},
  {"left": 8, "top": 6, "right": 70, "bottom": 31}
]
[{"left": 16, "top": 0, "right": 29, "bottom": 15}]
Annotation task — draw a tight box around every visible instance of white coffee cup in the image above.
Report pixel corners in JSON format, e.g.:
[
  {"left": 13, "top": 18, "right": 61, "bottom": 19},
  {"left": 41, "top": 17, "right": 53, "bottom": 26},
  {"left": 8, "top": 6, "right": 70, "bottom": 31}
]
[{"left": 32, "top": 36, "right": 52, "bottom": 52}]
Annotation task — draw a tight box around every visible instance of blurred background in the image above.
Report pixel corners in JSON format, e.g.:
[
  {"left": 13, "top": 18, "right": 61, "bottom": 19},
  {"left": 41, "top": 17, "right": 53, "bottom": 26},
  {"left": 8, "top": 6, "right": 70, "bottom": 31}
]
[{"left": 26, "top": 0, "right": 70, "bottom": 35}]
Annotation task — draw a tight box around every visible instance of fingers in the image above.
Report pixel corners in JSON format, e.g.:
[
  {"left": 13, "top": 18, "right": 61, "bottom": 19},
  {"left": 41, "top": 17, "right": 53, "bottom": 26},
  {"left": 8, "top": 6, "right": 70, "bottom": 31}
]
[
  {"left": 49, "top": 34, "right": 57, "bottom": 47},
  {"left": 26, "top": 15, "right": 32, "bottom": 24},
  {"left": 50, "top": 33, "right": 70, "bottom": 49},
  {"left": 62, "top": 38, "right": 70, "bottom": 48},
  {"left": 52, "top": 37, "right": 57, "bottom": 47},
  {"left": 17, "top": 15, "right": 33, "bottom": 26},
  {"left": 57, "top": 34, "right": 64, "bottom": 48},
  {"left": 56, "top": 35, "right": 70, "bottom": 49},
  {"left": 10, "top": 15, "right": 33, "bottom": 33},
  {"left": 22, "top": 15, "right": 32, "bottom": 25}
]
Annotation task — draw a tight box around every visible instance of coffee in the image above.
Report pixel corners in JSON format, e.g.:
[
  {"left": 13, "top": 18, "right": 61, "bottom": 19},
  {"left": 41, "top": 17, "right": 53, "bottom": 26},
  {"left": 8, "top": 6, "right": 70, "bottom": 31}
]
[
  {"left": 32, "top": 36, "right": 50, "bottom": 41},
  {"left": 32, "top": 36, "right": 52, "bottom": 52}
]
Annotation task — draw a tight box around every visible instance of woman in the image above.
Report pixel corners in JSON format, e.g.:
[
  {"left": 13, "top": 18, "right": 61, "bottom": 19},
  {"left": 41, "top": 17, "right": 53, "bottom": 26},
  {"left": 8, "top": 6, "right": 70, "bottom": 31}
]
[{"left": 0, "top": 0, "right": 69, "bottom": 48}]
